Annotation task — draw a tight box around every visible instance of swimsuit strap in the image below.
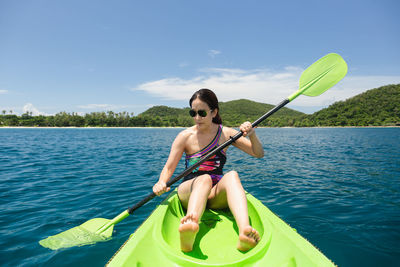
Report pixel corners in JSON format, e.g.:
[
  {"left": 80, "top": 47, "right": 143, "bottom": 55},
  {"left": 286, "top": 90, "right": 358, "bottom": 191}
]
[{"left": 187, "top": 125, "right": 222, "bottom": 158}]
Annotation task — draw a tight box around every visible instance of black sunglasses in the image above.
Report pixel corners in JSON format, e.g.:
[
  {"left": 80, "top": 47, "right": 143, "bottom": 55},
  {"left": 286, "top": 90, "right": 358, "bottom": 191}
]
[{"left": 189, "top": 109, "right": 209, "bottom": 117}]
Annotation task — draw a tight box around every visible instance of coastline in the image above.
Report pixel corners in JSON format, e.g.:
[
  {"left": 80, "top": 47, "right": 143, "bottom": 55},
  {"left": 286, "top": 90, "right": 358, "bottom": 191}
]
[
  {"left": 0, "top": 126, "right": 185, "bottom": 129},
  {"left": 1, "top": 126, "right": 399, "bottom": 129}
]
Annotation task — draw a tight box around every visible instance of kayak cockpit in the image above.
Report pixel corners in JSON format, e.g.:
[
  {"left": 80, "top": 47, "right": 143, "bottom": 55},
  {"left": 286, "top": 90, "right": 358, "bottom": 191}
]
[{"left": 156, "top": 192, "right": 272, "bottom": 266}]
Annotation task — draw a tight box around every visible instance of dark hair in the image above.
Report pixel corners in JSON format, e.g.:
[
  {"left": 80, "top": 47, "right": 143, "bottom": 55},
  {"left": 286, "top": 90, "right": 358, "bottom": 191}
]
[{"left": 189, "top": 88, "right": 222, "bottom": 124}]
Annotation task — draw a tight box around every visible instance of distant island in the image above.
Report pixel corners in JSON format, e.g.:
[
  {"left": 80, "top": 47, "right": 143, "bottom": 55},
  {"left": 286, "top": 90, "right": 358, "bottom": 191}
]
[{"left": 1, "top": 84, "right": 399, "bottom": 127}]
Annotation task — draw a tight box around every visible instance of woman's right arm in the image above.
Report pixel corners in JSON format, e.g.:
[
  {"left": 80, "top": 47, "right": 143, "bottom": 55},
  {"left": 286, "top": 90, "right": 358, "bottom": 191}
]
[{"left": 153, "top": 131, "right": 187, "bottom": 196}]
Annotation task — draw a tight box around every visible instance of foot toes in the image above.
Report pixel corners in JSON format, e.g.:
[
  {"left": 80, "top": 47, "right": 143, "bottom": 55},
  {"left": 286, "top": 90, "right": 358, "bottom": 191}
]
[
  {"left": 246, "top": 227, "right": 260, "bottom": 243},
  {"left": 237, "top": 226, "right": 261, "bottom": 252},
  {"left": 243, "top": 225, "right": 252, "bottom": 235}
]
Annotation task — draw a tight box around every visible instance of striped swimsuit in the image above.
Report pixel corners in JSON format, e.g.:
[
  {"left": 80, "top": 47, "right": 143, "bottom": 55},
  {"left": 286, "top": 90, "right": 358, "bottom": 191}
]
[{"left": 183, "top": 125, "right": 226, "bottom": 186}]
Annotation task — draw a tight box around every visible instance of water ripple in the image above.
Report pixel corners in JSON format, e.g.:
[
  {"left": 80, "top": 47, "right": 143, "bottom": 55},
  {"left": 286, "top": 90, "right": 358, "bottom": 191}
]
[{"left": 0, "top": 128, "right": 399, "bottom": 266}]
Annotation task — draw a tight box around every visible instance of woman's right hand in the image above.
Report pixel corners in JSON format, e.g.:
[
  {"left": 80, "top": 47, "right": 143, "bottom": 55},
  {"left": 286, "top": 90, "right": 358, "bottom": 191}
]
[{"left": 153, "top": 181, "right": 170, "bottom": 196}]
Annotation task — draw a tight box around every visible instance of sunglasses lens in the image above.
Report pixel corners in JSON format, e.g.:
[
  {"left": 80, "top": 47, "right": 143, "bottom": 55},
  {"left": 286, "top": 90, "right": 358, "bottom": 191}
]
[
  {"left": 189, "top": 109, "right": 196, "bottom": 117},
  {"left": 189, "top": 109, "right": 209, "bottom": 117},
  {"left": 198, "top": 110, "right": 207, "bottom": 117}
]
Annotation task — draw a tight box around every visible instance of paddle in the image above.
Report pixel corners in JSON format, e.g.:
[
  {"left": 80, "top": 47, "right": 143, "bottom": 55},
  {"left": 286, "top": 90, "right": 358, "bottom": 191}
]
[{"left": 39, "top": 53, "right": 347, "bottom": 250}]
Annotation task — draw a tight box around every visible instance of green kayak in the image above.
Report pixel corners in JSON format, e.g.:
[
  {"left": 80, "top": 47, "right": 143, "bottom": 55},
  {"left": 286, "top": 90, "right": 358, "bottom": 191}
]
[{"left": 107, "top": 190, "right": 335, "bottom": 266}]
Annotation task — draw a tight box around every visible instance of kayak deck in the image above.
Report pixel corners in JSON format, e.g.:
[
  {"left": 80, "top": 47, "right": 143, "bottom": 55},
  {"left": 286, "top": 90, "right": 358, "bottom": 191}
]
[{"left": 107, "top": 191, "right": 335, "bottom": 266}]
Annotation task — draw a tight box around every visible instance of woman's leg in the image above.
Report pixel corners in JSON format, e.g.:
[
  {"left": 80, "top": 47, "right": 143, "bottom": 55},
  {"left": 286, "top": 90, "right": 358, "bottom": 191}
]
[
  {"left": 207, "top": 171, "right": 260, "bottom": 251},
  {"left": 177, "top": 174, "right": 213, "bottom": 252}
]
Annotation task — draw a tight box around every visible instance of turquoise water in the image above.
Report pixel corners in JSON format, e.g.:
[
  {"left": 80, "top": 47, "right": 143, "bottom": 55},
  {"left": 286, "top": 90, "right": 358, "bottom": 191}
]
[{"left": 0, "top": 128, "right": 399, "bottom": 266}]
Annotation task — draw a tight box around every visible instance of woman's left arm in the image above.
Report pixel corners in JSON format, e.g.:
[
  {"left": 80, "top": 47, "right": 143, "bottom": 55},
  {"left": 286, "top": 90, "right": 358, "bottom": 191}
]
[{"left": 228, "top": 122, "right": 264, "bottom": 158}]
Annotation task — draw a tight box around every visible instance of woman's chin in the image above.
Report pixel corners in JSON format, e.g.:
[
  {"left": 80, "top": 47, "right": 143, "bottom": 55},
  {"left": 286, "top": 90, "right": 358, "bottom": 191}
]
[{"left": 196, "top": 123, "right": 206, "bottom": 128}]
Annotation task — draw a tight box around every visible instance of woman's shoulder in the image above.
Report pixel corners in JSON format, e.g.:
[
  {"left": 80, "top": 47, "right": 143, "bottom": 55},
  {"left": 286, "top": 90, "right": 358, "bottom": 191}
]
[
  {"left": 171, "top": 127, "right": 195, "bottom": 150},
  {"left": 176, "top": 126, "right": 196, "bottom": 140}
]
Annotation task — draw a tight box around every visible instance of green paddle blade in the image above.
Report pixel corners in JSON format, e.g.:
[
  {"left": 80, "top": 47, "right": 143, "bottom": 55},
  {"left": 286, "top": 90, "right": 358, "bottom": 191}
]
[
  {"left": 40, "top": 210, "right": 130, "bottom": 250},
  {"left": 39, "top": 218, "right": 114, "bottom": 250},
  {"left": 288, "top": 53, "right": 348, "bottom": 101}
]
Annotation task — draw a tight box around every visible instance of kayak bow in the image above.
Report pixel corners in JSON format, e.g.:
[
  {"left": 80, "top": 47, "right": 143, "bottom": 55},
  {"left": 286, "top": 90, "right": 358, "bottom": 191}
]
[{"left": 107, "top": 190, "right": 335, "bottom": 266}]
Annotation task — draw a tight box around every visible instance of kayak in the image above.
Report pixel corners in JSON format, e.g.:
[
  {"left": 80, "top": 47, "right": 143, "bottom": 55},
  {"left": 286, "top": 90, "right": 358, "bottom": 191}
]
[{"left": 107, "top": 190, "right": 335, "bottom": 266}]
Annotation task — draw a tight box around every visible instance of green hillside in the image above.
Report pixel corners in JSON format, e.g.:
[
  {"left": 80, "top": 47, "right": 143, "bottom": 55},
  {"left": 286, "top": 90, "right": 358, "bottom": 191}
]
[
  {"left": 141, "top": 106, "right": 189, "bottom": 117},
  {"left": 220, "top": 99, "right": 304, "bottom": 127},
  {"left": 306, "top": 84, "right": 400, "bottom": 126},
  {"left": 139, "top": 106, "right": 192, "bottom": 127},
  {"left": 139, "top": 99, "right": 305, "bottom": 127},
  {"left": 139, "top": 84, "right": 400, "bottom": 127}
]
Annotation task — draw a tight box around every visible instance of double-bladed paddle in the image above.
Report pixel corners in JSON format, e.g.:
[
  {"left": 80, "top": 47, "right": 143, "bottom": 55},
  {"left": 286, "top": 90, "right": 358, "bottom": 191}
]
[{"left": 39, "top": 53, "right": 347, "bottom": 250}]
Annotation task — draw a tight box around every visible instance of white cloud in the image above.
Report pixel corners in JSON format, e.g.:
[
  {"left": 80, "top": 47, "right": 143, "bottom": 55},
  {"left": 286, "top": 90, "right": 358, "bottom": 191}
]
[
  {"left": 208, "top": 50, "right": 221, "bottom": 58},
  {"left": 0, "top": 89, "right": 8, "bottom": 94},
  {"left": 23, "top": 103, "right": 44, "bottom": 116},
  {"left": 133, "top": 67, "right": 301, "bottom": 104},
  {"left": 132, "top": 67, "right": 400, "bottom": 109}
]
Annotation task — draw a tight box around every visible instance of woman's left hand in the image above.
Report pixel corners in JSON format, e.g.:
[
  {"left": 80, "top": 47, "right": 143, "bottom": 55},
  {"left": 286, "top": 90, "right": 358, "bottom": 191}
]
[{"left": 240, "top": 121, "right": 255, "bottom": 137}]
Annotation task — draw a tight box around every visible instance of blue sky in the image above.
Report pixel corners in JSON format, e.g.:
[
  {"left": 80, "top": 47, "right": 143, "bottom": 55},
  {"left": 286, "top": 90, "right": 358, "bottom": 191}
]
[{"left": 1, "top": 0, "right": 399, "bottom": 116}]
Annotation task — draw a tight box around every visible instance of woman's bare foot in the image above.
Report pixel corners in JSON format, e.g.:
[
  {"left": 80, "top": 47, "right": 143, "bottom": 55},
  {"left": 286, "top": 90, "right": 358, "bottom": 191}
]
[
  {"left": 178, "top": 213, "right": 199, "bottom": 252},
  {"left": 237, "top": 225, "right": 260, "bottom": 252}
]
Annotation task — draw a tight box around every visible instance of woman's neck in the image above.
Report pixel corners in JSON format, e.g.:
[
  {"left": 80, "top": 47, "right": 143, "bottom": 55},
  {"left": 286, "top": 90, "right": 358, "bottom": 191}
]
[{"left": 196, "top": 123, "right": 217, "bottom": 135}]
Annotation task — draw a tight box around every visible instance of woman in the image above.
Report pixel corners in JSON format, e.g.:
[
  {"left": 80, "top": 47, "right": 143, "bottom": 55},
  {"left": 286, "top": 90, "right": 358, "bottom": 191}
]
[{"left": 153, "top": 88, "right": 264, "bottom": 253}]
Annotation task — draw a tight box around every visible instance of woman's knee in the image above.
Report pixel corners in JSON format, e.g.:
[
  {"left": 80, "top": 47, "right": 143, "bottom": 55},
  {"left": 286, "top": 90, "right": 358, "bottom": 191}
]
[
  {"left": 194, "top": 174, "right": 213, "bottom": 189},
  {"left": 225, "top": 170, "right": 240, "bottom": 182}
]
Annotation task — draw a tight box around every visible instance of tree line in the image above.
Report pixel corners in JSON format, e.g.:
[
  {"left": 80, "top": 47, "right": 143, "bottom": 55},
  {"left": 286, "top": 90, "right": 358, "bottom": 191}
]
[
  {"left": 0, "top": 111, "right": 194, "bottom": 127},
  {"left": 1, "top": 110, "right": 398, "bottom": 128},
  {"left": 1, "top": 84, "right": 399, "bottom": 127}
]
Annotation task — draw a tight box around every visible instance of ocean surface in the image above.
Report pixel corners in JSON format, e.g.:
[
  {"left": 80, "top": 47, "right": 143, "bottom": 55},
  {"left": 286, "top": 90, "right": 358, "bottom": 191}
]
[{"left": 0, "top": 127, "right": 399, "bottom": 266}]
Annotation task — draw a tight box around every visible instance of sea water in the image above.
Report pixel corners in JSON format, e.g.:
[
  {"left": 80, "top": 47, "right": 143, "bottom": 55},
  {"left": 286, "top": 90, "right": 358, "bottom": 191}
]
[{"left": 0, "top": 128, "right": 399, "bottom": 266}]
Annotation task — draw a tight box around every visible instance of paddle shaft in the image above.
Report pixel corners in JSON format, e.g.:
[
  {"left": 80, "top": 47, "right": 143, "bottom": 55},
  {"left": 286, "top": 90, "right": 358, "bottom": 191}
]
[{"left": 126, "top": 98, "right": 290, "bottom": 215}]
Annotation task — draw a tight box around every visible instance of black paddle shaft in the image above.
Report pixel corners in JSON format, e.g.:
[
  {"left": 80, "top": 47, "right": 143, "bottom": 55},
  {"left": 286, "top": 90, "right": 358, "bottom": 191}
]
[{"left": 127, "top": 98, "right": 290, "bottom": 214}]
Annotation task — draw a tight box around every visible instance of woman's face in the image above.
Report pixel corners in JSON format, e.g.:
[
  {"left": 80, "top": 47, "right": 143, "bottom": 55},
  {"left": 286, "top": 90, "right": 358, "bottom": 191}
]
[{"left": 190, "top": 98, "right": 216, "bottom": 128}]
